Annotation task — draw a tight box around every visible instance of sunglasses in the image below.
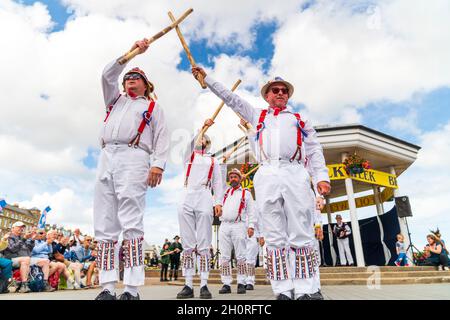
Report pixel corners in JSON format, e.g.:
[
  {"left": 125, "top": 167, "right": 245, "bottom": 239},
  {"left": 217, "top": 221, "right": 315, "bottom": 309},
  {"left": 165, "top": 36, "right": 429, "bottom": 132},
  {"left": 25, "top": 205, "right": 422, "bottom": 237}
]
[
  {"left": 123, "top": 73, "right": 143, "bottom": 81},
  {"left": 270, "top": 87, "right": 289, "bottom": 95}
]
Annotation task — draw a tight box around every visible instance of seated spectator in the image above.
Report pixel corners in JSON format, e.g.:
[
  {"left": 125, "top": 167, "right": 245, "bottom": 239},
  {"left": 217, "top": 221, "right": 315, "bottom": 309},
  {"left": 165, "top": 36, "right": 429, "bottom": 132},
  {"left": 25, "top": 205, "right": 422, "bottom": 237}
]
[
  {"left": 2, "top": 222, "right": 34, "bottom": 293},
  {"left": 74, "top": 236, "right": 97, "bottom": 288},
  {"left": 30, "top": 229, "right": 55, "bottom": 292},
  {"left": 54, "top": 236, "right": 82, "bottom": 289},
  {"left": 424, "top": 234, "right": 450, "bottom": 270},
  {"left": 70, "top": 229, "right": 84, "bottom": 251},
  {"left": 47, "top": 230, "right": 77, "bottom": 289},
  {"left": 0, "top": 232, "right": 13, "bottom": 293}
]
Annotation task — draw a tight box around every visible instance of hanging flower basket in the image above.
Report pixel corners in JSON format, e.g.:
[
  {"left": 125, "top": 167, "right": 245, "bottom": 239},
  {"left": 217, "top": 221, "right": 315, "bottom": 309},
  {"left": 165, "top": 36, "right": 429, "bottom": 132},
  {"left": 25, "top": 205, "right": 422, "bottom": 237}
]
[{"left": 343, "top": 153, "right": 371, "bottom": 175}]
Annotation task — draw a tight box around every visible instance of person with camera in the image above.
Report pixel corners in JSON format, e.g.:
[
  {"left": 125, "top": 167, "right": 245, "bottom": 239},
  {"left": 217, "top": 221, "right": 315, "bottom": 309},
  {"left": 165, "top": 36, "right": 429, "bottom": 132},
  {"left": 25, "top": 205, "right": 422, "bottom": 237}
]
[{"left": 333, "top": 215, "right": 354, "bottom": 266}]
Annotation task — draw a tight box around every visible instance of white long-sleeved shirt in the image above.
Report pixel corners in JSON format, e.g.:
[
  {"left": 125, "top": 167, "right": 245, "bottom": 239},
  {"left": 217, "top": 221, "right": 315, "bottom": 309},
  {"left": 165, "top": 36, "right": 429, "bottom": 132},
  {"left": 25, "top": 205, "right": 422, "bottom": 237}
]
[
  {"left": 183, "top": 134, "right": 224, "bottom": 206},
  {"left": 205, "top": 76, "right": 330, "bottom": 184},
  {"left": 100, "top": 59, "right": 169, "bottom": 170},
  {"left": 221, "top": 186, "right": 256, "bottom": 229}
]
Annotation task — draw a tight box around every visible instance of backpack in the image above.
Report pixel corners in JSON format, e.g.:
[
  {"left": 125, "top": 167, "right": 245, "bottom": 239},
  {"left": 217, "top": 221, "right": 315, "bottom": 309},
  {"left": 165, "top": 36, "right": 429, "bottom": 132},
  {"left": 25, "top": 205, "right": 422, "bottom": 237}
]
[{"left": 28, "top": 265, "right": 45, "bottom": 292}]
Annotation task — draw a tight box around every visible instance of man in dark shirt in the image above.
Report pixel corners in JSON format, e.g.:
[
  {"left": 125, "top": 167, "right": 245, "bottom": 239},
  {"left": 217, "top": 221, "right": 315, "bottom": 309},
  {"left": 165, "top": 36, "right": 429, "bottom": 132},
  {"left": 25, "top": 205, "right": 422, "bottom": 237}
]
[{"left": 169, "top": 236, "right": 183, "bottom": 281}]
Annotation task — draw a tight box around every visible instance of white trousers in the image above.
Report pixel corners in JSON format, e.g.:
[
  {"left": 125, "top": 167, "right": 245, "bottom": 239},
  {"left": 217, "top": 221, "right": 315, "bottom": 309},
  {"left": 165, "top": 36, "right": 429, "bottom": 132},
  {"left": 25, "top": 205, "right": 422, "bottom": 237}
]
[
  {"left": 337, "top": 237, "right": 354, "bottom": 265},
  {"left": 219, "top": 222, "right": 247, "bottom": 285},
  {"left": 245, "top": 236, "right": 260, "bottom": 286},
  {"left": 254, "top": 162, "right": 319, "bottom": 296},
  {"left": 178, "top": 188, "right": 213, "bottom": 282},
  {"left": 312, "top": 239, "right": 321, "bottom": 292},
  {"left": 93, "top": 144, "right": 149, "bottom": 286}
]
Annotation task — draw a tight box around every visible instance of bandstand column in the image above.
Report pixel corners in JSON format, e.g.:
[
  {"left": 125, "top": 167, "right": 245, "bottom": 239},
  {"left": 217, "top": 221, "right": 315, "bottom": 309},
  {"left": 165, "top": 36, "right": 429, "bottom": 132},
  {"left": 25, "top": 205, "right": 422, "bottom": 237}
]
[
  {"left": 325, "top": 197, "right": 337, "bottom": 266},
  {"left": 342, "top": 152, "right": 365, "bottom": 267}
]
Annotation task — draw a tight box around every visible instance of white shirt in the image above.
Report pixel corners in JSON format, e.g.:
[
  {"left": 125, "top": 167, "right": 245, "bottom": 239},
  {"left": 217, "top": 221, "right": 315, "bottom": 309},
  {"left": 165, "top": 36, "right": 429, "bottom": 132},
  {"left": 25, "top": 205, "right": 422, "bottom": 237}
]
[
  {"left": 101, "top": 59, "right": 169, "bottom": 170},
  {"left": 183, "top": 134, "right": 224, "bottom": 206},
  {"left": 205, "top": 76, "right": 330, "bottom": 184},
  {"left": 221, "top": 186, "right": 256, "bottom": 229}
]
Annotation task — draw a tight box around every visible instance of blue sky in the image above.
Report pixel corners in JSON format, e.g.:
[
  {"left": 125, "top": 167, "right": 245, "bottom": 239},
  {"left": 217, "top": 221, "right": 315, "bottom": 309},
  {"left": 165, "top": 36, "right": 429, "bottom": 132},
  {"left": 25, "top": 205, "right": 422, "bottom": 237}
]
[{"left": 4, "top": 0, "right": 450, "bottom": 249}]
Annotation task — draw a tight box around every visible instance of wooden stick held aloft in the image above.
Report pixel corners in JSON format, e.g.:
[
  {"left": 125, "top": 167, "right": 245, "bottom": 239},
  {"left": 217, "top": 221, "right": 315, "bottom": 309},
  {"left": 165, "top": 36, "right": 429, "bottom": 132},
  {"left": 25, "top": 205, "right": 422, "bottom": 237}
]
[
  {"left": 118, "top": 8, "right": 193, "bottom": 65},
  {"left": 195, "top": 79, "right": 242, "bottom": 147},
  {"left": 222, "top": 135, "right": 248, "bottom": 163},
  {"left": 168, "top": 11, "right": 206, "bottom": 89}
]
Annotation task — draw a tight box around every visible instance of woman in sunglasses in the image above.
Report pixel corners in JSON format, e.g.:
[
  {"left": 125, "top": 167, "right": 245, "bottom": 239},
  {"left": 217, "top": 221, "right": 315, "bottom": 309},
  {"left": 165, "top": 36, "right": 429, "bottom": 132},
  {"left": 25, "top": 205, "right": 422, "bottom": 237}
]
[
  {"left": 191, "top": 66, "right": 331, "bottom": 300},
  {"left": 94, "top": 39, "right": 169, "bottom": 301}
]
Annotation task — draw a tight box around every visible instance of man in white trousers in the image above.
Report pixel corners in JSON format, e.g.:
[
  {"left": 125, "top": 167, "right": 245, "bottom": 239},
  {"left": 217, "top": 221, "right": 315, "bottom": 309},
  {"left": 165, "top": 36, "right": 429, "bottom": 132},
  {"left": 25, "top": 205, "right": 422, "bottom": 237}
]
[
  {"left": 218, "top": 168, "right": 256, "bottom": 295},
  {"left": 94, "top": 39, "right": 169, "bottom": 300},
  {"left": 333, "top": 215, "right": 354, "bottom": 266},
  {"left": 245, "top": 210, "right": 264, "bottom": 291},
  {"left": 177, "top": 119, "right": 224, "bottom": 299},
  {"left": 192, "top": 67, "right": 331, "bottom": 300}
]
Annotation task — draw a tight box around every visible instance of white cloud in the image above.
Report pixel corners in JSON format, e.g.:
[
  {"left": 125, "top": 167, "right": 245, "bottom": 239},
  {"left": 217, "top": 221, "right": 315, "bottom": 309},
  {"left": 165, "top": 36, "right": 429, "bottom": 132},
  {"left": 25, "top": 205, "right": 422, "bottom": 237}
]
[{"left": 270, "top": 0, "right": 450, "bottom": 122}]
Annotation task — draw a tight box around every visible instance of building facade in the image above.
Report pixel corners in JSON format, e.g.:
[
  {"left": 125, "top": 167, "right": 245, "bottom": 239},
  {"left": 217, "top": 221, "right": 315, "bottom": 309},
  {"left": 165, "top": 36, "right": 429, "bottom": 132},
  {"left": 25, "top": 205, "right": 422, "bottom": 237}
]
[{"left": 0, "top": 204, "right": 41, "bottom": 237}]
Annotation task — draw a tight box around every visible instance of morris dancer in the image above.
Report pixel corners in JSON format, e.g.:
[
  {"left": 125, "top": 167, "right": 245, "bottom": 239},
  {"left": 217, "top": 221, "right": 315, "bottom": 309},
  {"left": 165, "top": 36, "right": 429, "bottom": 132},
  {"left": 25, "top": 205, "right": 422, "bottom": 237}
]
[
  {"left": 192, "top": 67, "right": 331, "bottom": 300},
  {"left": 218, "top": 168, "right": 256, "bottom": 295},
  {"left": 94, "top": 39, "right": 169, "bottom": 300},
  {"left": 176, "top": 119, "right": 224, "bottom": 299}
]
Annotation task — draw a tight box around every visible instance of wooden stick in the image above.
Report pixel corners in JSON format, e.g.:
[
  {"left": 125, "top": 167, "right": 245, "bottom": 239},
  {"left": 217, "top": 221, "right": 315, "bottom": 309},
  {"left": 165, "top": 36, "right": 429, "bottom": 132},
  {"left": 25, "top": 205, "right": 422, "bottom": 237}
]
[
  {"left": 222, "top": 135, "right": 247, "bottom": 163},
  {"left": 235, "top": 111, "right": 254, "bottom": 131},
  {"left": 118, "top": 8, "right": 193, "bottom": 65},
  {"left": 238, "top": 124, "right": 248, "bottom": 134},
  {"left": 195, "top": 79, "right": 242, "bottom": 147},
  {"left": 242, "top": 164, "right": 260, "bottom": 179},
  {"left": 168, "top": 11, "right": 206, "bottom": 89}
]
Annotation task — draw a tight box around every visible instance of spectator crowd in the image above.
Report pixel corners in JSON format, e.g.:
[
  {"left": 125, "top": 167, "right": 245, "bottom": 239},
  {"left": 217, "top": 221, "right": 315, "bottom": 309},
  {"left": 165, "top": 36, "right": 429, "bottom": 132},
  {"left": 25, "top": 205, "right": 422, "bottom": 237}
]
[{"left": 0, "top": 222, "right": 99, "bottom": 294}]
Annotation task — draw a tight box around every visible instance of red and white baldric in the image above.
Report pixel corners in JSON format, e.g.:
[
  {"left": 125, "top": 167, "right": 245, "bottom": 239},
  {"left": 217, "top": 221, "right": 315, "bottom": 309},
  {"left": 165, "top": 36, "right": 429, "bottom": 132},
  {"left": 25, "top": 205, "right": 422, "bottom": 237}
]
[
  {"left": 102, "top": 95, "right": 157, "bottom": 149},
  {"left": 184, "top": 150, "right": 215, "bottom": 188},
  {"left": 222, "top": 187, "right": 247, "bottom": 222},
  {"left": 255, "top": 108, "right": 308, "bottom": 163}
]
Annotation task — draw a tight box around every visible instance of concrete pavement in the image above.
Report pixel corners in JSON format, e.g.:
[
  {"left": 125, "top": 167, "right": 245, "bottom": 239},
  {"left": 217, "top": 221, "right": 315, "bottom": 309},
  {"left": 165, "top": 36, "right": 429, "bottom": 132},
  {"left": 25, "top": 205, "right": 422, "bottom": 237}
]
[{"left": 1, "top": 283, "right": 450, "bottom": 300}]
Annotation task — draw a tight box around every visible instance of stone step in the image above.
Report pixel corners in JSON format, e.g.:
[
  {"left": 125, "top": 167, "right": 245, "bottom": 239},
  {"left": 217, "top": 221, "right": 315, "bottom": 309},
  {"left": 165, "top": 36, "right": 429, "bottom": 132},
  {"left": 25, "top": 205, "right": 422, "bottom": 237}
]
[
  {"left": 162, "top": 276, "right": 450, "bottom": 286},
  {"left": 145, "top": 266, "right": 440, "bottom": 278},
  {"left": 320, "top": 271, "right": 450, "bottom": 279},
  {"left": 145, "top": 266, "right": 438, "bottom": 274}
]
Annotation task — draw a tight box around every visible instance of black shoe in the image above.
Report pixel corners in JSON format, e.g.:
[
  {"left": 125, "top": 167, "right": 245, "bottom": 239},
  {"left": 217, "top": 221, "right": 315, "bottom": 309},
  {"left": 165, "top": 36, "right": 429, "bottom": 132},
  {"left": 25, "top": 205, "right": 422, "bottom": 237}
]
[
  {"left": 297, "top": 294, "right": 312, "bottom": 300},
  {"left": 277, "top": 293, "right": 292, "bottom": 300},
  {"left": 177, "top": 285, "right": 194, "bottom": 299},
  {"left": 237, "top": 284, "right": 246, "bottom": 294},
  {"left": 95, "top": 289, "right": 117, "bottom": 300},
  {"left": 200, "top": 285, "right": 212, "bottom": 299},
  {"left": 118, "top": 292, "right": 140, "bottom": 300},
  {"left": 309, "top": 291, "right": 324, "bottom": 300},
  {"left": 160, "top": 278, "right": 164, "bottom": 282},
  {"left": 245, "top": 284, "right": 254, "bottom": 291},
  {"left": 219, "top": 284, "right": 231, "bottom": 294}
]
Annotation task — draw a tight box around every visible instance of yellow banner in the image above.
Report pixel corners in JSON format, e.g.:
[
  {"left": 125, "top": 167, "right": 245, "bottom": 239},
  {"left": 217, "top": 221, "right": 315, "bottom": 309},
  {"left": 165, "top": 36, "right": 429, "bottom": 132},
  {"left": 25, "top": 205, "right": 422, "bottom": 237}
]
[
  {"left": 327, "top": 164, "right": 398, "bottom": 189},
  {"left": 321, "top": 187, "right": 396, "bottom": 213}
]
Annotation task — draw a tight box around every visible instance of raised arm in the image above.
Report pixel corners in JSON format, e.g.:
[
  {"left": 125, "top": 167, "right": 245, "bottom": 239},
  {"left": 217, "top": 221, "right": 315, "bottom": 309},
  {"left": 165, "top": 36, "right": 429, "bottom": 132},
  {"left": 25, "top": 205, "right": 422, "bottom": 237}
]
[
  {"left": 192, "top": 67, "right": 257, "bottom": 124},
  {"left": 102, "top": 39, "right": 150, "bottom": 106}
]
